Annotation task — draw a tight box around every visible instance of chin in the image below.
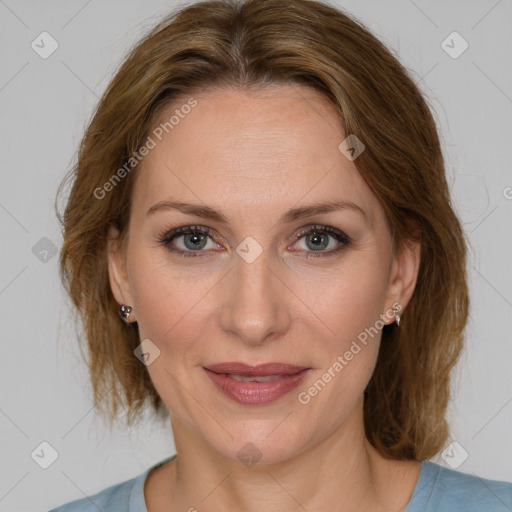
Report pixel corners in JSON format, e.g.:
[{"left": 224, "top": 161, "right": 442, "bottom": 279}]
[{"left": 208, "top": 417, "right": 311, "bottom": 467}]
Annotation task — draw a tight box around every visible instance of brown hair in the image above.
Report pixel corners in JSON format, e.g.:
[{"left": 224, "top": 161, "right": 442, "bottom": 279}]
[{"left": 55, "top": 0, "right": 469, "bottom": 460}]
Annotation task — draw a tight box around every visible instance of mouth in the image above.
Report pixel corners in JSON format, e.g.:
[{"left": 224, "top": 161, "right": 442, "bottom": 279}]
[{"left": 203, "top": 362, "right": 312, "bottom": 405}]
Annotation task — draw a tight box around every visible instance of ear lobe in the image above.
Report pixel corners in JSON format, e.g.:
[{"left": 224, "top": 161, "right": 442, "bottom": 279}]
[
  {"left": 106, "top": 224, "right": 132, "bottom": 308},
  {"left": 386, "top": 238, "right": 421, "bottom": 316}
]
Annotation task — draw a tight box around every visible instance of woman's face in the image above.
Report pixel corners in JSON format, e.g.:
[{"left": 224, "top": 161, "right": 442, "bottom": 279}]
[{"left": 108, "top": 84, "right": 419, "bottom": 464}]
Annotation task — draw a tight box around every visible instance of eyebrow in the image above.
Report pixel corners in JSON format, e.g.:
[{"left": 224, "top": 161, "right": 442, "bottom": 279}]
[{"left": 147, "top": 199, "right": 370, "bottom": 226}]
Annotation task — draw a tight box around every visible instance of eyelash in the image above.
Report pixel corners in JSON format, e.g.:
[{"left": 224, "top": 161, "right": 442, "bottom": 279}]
[{"left": 156, "top": 224, "right": 351, "bottom": 259}]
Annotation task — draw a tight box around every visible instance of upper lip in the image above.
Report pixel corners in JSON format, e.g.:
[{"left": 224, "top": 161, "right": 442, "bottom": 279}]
[{"left": 204, "top": 362, "right": 310, "bottom": 376}]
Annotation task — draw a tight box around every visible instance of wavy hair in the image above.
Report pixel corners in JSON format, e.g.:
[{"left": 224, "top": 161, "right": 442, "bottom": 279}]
[{"left": 56, "top": 0, "right": 469, "bottom": 460}]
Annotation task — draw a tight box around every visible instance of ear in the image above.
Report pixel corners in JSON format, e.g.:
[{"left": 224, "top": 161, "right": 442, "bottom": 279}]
[
  {"left": 383, "top": 238, "right": 421, "bottom": 323},
  {"left": 107, "top": 224, "right": 136, "bottom": 321}
]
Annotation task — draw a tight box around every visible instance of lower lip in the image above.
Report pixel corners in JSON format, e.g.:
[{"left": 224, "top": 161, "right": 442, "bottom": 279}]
[{"left": 203, "top": 368, "right": 311, "bottom": 405}]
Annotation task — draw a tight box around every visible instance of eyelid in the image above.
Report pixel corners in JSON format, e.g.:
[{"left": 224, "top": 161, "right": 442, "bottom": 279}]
[
  {"left": 294, "top": 224, "right": 350, "bottom": 243},
  {"left": 157, "top": 224, "right": 222, "bottom": 248}
]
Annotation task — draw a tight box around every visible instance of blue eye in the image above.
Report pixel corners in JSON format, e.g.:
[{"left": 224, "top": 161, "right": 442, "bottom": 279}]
[
  {"left": 157, "top": 224, "right": 351, "bottom": 258},
  {"left": 157, "top": 225, "right": 220, "bottom": 258},
  {"left": 293, "top": 224, "right": 351, "bottom": 257}
]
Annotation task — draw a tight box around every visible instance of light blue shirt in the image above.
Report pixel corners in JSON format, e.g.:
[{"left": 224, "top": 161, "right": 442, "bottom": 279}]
[{"left": 48, "top": 455, "right": 512, "bottom": 511}]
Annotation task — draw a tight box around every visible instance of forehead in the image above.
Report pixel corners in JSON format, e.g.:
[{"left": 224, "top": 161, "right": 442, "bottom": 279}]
[{"left": 131, "top": 85, "right": 381, "bottom": 226}]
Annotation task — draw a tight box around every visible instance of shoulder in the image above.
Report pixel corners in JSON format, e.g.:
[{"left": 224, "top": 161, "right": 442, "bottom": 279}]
[
  {"left": 47, "top": 475, "right": 138, "bottom": 512},
  {"left": 47, "top": 473, "right": 142, "bottom": 512},
  {"left": 408, "top": 461, "right": 512, "bottom": 512},
  {"left": 47, "top": 455, "right": 176, "bottom": 512}
]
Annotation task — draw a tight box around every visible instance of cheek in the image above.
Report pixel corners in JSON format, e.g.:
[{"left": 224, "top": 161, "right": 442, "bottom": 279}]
[
  {"left": 128, "top": 251, "right": 220, "bottom": 363},
  {"left": 292, "top": 257, "right": 389, "bottom": 408},
  {"left": 128, "top": 258, "right": 213, "bottom": 421},
  {"left": 295, "top": 294, "right": 383, "bottom": 439},
  {"left": 295, "top": 255, "right": 390, "bottom": 349}
]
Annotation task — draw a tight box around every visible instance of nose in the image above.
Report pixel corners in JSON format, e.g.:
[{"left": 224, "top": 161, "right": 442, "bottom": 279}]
[{"left": 219, "top": 247, "right": 291, "bottom": 346}]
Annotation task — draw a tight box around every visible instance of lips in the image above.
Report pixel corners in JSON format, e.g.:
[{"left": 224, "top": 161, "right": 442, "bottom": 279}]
[{"left": 203, "top": 362, "right": 311, "bottom": 404}]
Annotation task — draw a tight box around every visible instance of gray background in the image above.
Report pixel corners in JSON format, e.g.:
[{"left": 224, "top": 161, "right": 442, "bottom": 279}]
[{"left": 0, "top": 1, "right": 511, "bottom": 511}]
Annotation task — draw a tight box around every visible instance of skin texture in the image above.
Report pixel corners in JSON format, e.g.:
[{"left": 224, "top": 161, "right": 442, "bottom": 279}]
[{"left": 107, "top": 85, "right": 422, "bottom": 511}]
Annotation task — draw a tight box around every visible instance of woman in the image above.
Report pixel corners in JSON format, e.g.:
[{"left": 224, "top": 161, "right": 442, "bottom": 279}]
[{"left": 49, "top": 0, "right": 512, "bottom": 510}]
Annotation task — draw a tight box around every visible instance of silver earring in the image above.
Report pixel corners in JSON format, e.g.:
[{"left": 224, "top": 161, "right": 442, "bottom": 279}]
[
  {"left": 118, "top": 304, "right": 133, "bottom": 323},
  {"left": 393, "top": 306, "right": 401, "bottom": 326}
]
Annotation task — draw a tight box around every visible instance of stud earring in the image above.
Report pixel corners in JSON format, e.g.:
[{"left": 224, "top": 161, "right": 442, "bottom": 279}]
[{"left": 118, "top": 304, "right": 133, "bottom": 323}]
